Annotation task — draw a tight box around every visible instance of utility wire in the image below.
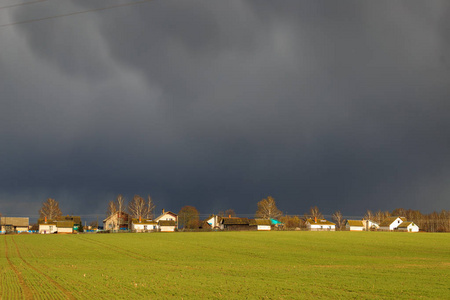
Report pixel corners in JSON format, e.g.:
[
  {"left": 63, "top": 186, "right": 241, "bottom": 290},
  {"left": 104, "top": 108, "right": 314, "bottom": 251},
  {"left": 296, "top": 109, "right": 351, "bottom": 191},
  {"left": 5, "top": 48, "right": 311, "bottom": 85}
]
[
  {"left": 0, "top": 0, "right": 153, "bottom": 28},
  {"left": 0, "top": 0, "right": 47, "bottom": 10}
]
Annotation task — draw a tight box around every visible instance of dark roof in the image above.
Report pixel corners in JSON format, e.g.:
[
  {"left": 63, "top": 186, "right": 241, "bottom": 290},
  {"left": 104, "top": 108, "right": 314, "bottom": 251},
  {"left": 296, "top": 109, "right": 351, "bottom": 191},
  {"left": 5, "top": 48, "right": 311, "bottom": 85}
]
[
  {"left": 221, "top": 217, "right": 249, "bottom": 225},
  {"left": 58, "top": 215, "right": 81, "bottom": 224},
  {"left": 158, "top": 220, "right": 176, "bottom": 226},
  {"left": 249, "top": 219, "right": 271, "bottom": 226}
]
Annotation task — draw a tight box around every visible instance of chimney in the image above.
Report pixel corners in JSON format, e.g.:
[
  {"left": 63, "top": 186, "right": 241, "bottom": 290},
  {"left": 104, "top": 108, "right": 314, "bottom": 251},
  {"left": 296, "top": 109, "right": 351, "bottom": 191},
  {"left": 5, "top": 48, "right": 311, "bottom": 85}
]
[
  {"left": 45, "top": 216, "right": 47, "bottom": 223},
  {"left": 162, "top": 209, "right": 165, "bottom": 214},
  {"left": 139, "top": 216, "right": 142, "bottom": 223},
  {"left": 314, "top": 217, "right": 317, "bottom": 223},
  {"left": 229, "top": 215, "right": 231, "bottom": 218}
]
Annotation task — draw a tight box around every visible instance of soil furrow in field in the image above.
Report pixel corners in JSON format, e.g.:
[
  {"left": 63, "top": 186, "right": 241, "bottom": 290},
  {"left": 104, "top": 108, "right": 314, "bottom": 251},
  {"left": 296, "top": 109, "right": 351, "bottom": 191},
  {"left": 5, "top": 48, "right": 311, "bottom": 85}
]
[
  {"left": 11, "top": 236, "right": 76, "bottom": 300},
  {"left": 4, "top": 236, "right": 34, "bottom": 299}
]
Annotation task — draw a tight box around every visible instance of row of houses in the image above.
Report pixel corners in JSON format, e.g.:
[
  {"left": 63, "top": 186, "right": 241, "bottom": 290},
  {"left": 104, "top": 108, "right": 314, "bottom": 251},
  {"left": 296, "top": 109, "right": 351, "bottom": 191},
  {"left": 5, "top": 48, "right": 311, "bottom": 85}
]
[
  {"left": 346, "top": 216, "right": 420, "bottom": 232},
  {"left": 0, "top": 213, "right": 420, "bottom": 234}
]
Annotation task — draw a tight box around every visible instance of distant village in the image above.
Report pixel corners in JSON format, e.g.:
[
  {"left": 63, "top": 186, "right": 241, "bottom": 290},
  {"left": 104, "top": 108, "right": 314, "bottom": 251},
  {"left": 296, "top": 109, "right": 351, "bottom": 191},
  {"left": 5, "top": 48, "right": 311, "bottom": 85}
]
[{"left": 2, "top": 195, "right": 447, "bottom": 234}]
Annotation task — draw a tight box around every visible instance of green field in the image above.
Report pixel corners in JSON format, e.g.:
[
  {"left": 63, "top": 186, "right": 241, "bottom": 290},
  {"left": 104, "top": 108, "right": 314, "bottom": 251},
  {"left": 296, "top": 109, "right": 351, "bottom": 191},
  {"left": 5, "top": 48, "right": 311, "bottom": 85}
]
[{"left": 1, "top": 232, "right": 449, "bottom": 299}]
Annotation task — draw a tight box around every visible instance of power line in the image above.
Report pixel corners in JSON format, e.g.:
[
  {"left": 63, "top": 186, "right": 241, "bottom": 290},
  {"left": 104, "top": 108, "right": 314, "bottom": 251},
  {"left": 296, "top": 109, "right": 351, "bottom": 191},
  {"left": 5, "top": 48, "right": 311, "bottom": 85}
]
[
  {"left": 0, "top": 0, "right": 47, "bottom": 10},
  {"left": 0, "top": 0, "right": 153, "bottom": 28}
]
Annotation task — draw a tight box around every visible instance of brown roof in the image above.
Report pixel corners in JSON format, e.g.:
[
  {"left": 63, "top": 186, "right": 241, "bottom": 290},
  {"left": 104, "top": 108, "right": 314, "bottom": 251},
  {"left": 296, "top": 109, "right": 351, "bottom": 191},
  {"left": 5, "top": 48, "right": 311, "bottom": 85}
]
[
  {"left": 346, "top": 220, "right": 364, "bottom": 227},
  {"left": 0, "top": 217, "right": 29, "bottom": 227},
  {"left": 56, "top": 221, "right": 74, "bottom": 228},
  {"left": 58, "top": 215, "right": 81, "bottom": 224},
  {"left": 158, "top": 220, "right": 176, "bottom": 226},
  {"left": 249, "top": 219, "right": 271, "bottom": 226},
  {"left": 397, "top": 222, "right": 416, "bottom": 228},
  {"left": 379, "top": 216, "right": 405, "bottom": 227},
  {"left": 306, "top": 219, "right": 336, "bottom": 226},
  {"left": 221, "top": 217, "right": 249, "bottom": 225}
]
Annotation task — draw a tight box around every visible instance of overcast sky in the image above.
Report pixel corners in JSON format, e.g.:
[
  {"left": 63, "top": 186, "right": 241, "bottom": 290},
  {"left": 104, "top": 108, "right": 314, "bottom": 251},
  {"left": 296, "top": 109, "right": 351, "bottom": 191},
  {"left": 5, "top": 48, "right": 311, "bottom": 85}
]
[{"left": 1, "top": 0, "right": 449, "bottom": 221}]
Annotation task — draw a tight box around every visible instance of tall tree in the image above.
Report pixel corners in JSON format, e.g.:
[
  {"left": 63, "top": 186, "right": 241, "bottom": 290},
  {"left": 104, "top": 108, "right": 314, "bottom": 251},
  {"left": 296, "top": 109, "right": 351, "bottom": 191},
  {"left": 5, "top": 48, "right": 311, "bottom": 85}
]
[
  {"left": 178, "top": 206, "right": 200, "bottom": 229},
  {"left": 39, "top": 198, "right": 62, "bottom": 220},
  {"left": 332, "top": 210, "right": 345, "bottom": 230},
  {"left": 364, "top": 210, "right": 374, "bottom": 221},
  {"left": 255, "top": 196, "right": 282, "bottom": 219}
]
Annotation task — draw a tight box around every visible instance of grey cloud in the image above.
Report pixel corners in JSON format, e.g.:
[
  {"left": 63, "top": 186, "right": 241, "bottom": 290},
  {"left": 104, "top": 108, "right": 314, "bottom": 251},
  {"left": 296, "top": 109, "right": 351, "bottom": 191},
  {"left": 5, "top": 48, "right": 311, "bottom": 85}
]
[{"left": 1, "top": 1, "right": 450, "bottom": 220}]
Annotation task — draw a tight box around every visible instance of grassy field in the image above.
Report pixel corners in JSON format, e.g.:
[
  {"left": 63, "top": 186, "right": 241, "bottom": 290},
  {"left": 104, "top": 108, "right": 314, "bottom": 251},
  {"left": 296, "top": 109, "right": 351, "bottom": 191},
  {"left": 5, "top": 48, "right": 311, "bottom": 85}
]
[{"left": 1, "top": 231, "right": 449, "bottom": 299}]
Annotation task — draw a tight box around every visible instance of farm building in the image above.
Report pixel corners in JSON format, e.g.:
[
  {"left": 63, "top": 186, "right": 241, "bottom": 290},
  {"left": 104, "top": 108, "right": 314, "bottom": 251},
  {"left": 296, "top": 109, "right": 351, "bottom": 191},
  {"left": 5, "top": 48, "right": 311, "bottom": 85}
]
[
  {"left": 38, "top": 218, "right": 58, "bottom": 234},
  {"left": 305, "top": 218, "right": 336, "bottom": 231},
  {"left": 155, "top": 210, "right": 178, "bottom": 229},
  {"left": 131, "top": 218, "right": 158, "bottom": 232},
  {"left": 0, "top": 217, "right": 29, "bottom": 234},
  {"left": 56, "top": 221, "right": 74, "bottom": 234},
  {"left": 220, "top": 217, "right": 250, "bottom": 231},
  {"left": 158, "top": 220, "right": 177, "bottom": 232},
  {"left": 397, "top": 222, "right": 420, "bottom": 232},
  {"left": 249, "top": 219, "right": 272, "bottom": 231},
  {"left": 346, "top": 220, "right": 364, "bottom": 231},
  {"left": 362, "top": 219, "right": 379, "bottom": 231},
  {"left": 103, "top": 211, "right": 130, "bottom": 232},
  {"left": 378, "top": 216, "right": 406, "bottom": 231}
]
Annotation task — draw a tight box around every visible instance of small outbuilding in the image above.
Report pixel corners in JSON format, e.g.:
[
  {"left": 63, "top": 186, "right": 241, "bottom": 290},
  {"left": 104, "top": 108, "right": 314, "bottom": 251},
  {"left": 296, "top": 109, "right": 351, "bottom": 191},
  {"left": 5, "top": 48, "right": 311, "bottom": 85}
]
[
  {"left": 56, "top": 221, "right": 74, "bottom": 234},
  {"left": 249, "top": 219, "right": 272, "bottom": 231},
  {"left": 397, "top": 222, "right": 419, "bottom": 232},
  {"left": 346, "top": 220, "right": 364, "bottom": 231}
]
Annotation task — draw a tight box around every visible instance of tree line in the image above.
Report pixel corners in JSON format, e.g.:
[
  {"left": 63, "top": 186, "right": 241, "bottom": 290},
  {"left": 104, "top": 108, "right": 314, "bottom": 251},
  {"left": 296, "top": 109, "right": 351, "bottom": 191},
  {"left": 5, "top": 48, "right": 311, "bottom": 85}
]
[{"left": 14, "top": 196, "right": 449, "bottom": 232}]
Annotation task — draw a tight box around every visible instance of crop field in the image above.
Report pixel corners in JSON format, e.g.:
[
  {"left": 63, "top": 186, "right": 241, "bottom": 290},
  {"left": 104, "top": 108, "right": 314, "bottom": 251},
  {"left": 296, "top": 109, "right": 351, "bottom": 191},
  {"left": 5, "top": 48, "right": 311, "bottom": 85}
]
[{"left": 1, "top": 231, "right": 449, "bottom": 299}]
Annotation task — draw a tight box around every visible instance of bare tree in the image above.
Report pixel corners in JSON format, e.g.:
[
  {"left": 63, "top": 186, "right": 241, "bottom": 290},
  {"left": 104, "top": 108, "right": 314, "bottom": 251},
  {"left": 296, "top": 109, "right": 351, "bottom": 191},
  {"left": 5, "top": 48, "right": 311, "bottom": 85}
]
[
  {"left": 128, "top": 195, "right": 147, "bottom": 219},
  {"left": 308, "top": 206, "right": 323, "bottom": 220},
  {"left": 115, "top": 194, "right": 125, "bottom": 229},
  {"left": 145, "top": 195, "right": 156, "bottom": 219},
  {"left": 332, "top": 211, "right": 345, "bottom": 230},
  {"left": 255, "top": 196, "right": 282, "bottom": 219},
  {"left": 39, "top": 198, "right": 62, "bottom": 220},
  {"left": 107, "top": 200, "right": 117, "bottom": 217},
  {"left": 364, "top": 210, "right": 374, "bottom": 221}
]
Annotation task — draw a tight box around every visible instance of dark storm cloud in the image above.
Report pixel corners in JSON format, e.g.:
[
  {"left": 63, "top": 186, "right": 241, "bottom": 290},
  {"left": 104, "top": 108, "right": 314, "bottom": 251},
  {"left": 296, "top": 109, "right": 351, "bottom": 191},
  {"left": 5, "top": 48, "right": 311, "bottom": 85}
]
[{"left": 1, "top": 0, "right": 450, "bottom": 220}]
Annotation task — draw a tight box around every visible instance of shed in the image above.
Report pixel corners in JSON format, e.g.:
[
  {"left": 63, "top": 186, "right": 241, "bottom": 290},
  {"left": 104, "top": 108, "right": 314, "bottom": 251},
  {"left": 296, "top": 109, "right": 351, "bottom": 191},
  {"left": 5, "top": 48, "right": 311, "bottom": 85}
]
[
  {"left": 220, "top": 217, "right": 250, "bottom": 231},
  {"left": 346, "top": 220, "right": 364, "bottom": 231},
  {"left": 397, "top": 221, "right": 419, "bottom": 232}
]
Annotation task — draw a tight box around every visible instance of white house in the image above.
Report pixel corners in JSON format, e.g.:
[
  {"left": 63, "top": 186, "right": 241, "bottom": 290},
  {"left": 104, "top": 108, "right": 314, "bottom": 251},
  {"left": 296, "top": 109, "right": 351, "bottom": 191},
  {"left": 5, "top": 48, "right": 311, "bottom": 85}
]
[
  {"left": 378, "top": 217, "right": 406, "bottom": 231},
  {"left": 397, "top": 222, "right": 419, "bottom": 232},
  {"left": 362, "top": 219, "right": 379, "bottom": 231},
  {"left": 131, "top": 218, "right": 158, "bottom": 232},
  {"left": 250, "top": 219, "right": 272, "bottom": 231},
  {"left": 155, "top": 210, "right": 178, "bottom": 228},
  {"left": 38, "top": 218, "right": 57, "bottom": 234},
  {"left": 306, "top": 218, "right": 336, "bottom": 231},
  {"left": 158, "top": 220, "right": 176, "bottom": 232},
  {"left": 346, "top": 220, "right": 364, "bottom": 231}
]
